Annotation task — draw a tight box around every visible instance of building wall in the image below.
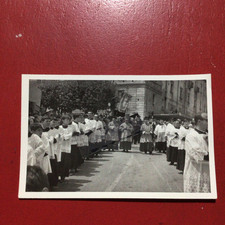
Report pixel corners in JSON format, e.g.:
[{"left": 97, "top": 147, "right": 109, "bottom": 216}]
[
  {"left": 162, "top": 80, "right": 207, "bottom": 117},
  {"left": 145, "top": 81, "right": 163, "bottom": 117},
  {"left": 115, "top": 80, "right": 207, "bottom": 119},
  {"left": 116, "top": 81, "right": 146, "bottom": 118},
  {"left": 115, "top": 81, "right": 161, "bottom": 119}
]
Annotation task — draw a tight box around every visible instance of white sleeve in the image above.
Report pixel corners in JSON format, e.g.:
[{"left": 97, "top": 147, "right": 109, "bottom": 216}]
[
  {"left": 74, "top": 123, "right": 80, "bottom": 133},
  {"left": 154, "top": 125, "right": 158, "bottom": 135},
  {"left": 185, "top": 133, "right": 208, "bottom": 163},
  {"left": 41, "top": 133, "right": 50, "bottom": 153},
  {"left": 27, "top": 145, "right": 36, "bottom": 166},
  {"left": 92, "top": 120, "right": 97, "bottom": 131},
  {"left": 34, "top": 135, "right": 46, "bottom": 158}
]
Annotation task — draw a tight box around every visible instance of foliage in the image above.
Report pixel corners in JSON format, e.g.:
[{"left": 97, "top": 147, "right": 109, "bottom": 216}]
[{"left": 38, "top": 80, "right": 117, "bottom": 113}]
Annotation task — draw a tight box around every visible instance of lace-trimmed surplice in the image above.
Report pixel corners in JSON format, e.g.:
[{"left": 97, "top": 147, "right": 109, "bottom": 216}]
[{"left": 184, "top": 129, "right": 210, "bottom": 193}]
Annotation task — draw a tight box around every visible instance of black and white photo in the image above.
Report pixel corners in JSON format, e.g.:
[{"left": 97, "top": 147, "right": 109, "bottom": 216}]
[{"left": 19, "top": 74, "right": 217, "bottom": 199}]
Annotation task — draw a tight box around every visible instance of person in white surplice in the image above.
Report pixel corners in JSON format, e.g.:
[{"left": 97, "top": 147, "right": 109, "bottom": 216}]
[{"left": 184, "top": 113, "right": 210, "bottom": 193}]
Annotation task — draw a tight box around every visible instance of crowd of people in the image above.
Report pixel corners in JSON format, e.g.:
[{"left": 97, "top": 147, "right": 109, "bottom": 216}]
[{"left": 26, "top": 110, "right": 210, "bottom": 193}]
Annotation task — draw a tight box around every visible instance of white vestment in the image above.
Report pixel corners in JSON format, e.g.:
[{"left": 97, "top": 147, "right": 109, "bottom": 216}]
[
  {"left": 154, "top": 124, "right": 166, "bottom": 142},
  {"left": 183, "top": 129, "right": 210, "bottom": 193},
  {"left": 178, "top": 126, "right": 190, "bottom": 150},
  {"left": 28, "top": 134, "right": 46, "bottom": 167},
  {"left": 85, "top": 119, "right": 97, "bottom": 143},
  {"left": 95, "top": 120, "right": 103, "bottom": 143},
  {"left": 69, "top": 122, "right": 80, "bottom": 145},
  {"left": 58, "top": 126, "right": 73, "bottom": 153},
  {"left": 165, "top": 123, "right": 175, "bottom": 147},
  {"left": 41, "top": 132, "right": 52, "bottom": 174}
]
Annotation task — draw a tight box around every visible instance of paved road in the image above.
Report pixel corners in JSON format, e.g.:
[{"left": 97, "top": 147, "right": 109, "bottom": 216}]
[{"left": 55, "top": 145, "right": 183, "bottom": 192}]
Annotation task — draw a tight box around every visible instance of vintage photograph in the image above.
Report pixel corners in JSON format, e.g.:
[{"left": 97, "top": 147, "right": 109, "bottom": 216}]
[{"left": 19, "top": 75, "right": 217, "bottom": 199}]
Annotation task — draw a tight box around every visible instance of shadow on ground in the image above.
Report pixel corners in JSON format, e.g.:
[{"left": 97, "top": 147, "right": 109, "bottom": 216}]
[
  {"left": 54, "top": 179, "right": 91, "bottom": 192},
  {"left": 55, "top": 151, "right": 114, "bottom": 191}
]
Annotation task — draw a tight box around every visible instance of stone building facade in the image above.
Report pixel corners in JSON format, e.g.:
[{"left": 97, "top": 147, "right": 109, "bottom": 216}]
[
  {"left": 161, "top": 80, "right": 207, "bottom": 117},
  {"left": 115, "top": 80, "right": 207, "bottom": 119}
]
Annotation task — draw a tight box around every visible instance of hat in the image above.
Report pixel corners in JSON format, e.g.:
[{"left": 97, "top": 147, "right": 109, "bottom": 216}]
[
  {"left": 194, "top": 113, "right": 208, "bottom": 124},
  {"left": 201, "top": 113, "right": 208, "bottom": 120},
  {"left": 72, "top": 109, "right": 82, "bottom": 115}
]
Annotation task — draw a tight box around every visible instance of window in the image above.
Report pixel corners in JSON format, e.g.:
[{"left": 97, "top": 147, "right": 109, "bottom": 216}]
[
  {"left": 187, "top": 91, "right": 190, "bottom": 105},
  {"left": 180, "top": 87, "right": 183, "bottom": 100},
  {"left": 170, "top": 81, "right": 174, "bottom": 93}
]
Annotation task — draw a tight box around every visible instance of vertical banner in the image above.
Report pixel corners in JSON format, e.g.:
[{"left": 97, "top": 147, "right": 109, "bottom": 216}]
[{"left": 117, "top": 92, "right": 132, "bottom": 113}]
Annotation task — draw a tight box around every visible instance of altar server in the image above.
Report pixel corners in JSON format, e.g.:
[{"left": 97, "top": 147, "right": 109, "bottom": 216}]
[
  {"left": 41, "top": 115, "right": 57, "bottom": 188},
  {"left": 119, "top": 116, "right": 133, "bottom": 152},
  {"left": 154, "top": 120, "right": 167, "bottom": 153},
  {"left": 58, "top": 114, "right": 73, "bottom": 181},
  {"left": 85, "top": 112, "right": 97, "bottom": 156},
  {"left": 38, "top": 117, "right": 52, "bottom": 176},
  {"left": 169, "top": 120, "right": 181, "bottom": 165},
  {"left": 69, "top": 114, "right": 81, "bottom": 174},
  {"left": 177, "top": 120, "right": 190, "bottom": 172},
  {"left": 140, "top": 117, "right": 154, "bottom": 154},
  {"left": 106, "top": 117, "right": 119, "bottom": 151},
  {"left": 77, "top": 115, "right": 90, "bottom": 159},
  {"left": 28, "top": 123, "right": 46, "bottom": 167},
  {"left": 48, "top": 118, "right": 60, "bottom": 186},
  {"left": 94, "top": 114, "right": 104, "bottom": 154},
  {"left": 165, "top": 119, "right": 175, "bottom": 162}
]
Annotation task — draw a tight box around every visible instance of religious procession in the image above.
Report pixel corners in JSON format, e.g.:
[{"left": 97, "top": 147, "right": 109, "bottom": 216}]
[
  {"left": 27, "top": 110, "right": 210, "bottom": 193},
  {"left": 26, "top": 79, "right": 210, "bottom": 193}
]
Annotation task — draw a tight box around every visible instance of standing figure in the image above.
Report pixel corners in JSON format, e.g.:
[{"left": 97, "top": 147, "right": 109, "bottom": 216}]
[
  {"left": 132, "top": 116, "right": 142, "bottom": 145},
  {"left": 165, "top": 119, "right": 175, "bottom": 161},
  {"left": 136, "top": 116, "right": 142, "bottom": 144},
  {"left": 85, "top": 112, "right": 97, "bottom": 157},
  {"left": 40, "top": 116, "right": 53, "bottom": 186},
  {"left": 94, "top": 114, "right": 104, "bottom": 155},
  {"left": 154, "top": 120, "right": 167, "bottom": 153},
  {"left": 106, "top": 117, "right": 119, "bottom": 151},
  {"left": 184, "top": 113, "right": 210, "bottom": 193},
  {"left": 48, "top": 118, "right": 60, "bottom": 186},
  {"left": 169, "top": 120, "right": 181, "bottom": 165},
  {"left": 140, "top": 117, "right": 154, "bottom": 154},
  {"left": 58, "top": 114, "right": 73, "bottom": 182},
  {"left": 55, "top": 117, "right": 62, "bottom": 172},
  {"left": 177, "top": 120, "right": 190, "bottom": 172},
  {"left": 69, "top": 114, "right": 81, "bottom": 174},
  {"left": 28, "top": 123, "right": 46, "bottom": 167},
  {"left": 119, "top": 117, "right": 133, "bottom": 152},
  {"left": 77, "top": 115, "right": 89, "bottom": 160},
  {"left": 100, "top": 116, "right": 107, "bottom": 150}
]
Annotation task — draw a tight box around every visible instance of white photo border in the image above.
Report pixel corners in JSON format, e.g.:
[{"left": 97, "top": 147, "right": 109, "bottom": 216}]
[{"left": 19, "top": 74, "right": 217, "bottom": 199}]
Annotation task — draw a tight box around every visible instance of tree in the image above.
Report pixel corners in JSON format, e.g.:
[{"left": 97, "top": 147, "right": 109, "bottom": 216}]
[{"left": 38, "top": 80, "right": 117, "bottom": 114}]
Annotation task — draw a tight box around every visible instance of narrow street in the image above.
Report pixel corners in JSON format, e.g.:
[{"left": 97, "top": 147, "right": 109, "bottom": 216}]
[{"left": 55, "top": 145, "right": 183, "bottom": 192}]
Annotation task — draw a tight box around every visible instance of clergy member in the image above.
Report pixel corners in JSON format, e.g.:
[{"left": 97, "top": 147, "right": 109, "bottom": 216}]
[{"left": 184, "top": 113, "right": 210, "bottom": 193}]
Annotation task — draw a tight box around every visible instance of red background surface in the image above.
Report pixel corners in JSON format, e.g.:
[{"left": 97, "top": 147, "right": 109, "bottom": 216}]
[{"left": 1, "top": 0, "right": 225, "bottom": 224}]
